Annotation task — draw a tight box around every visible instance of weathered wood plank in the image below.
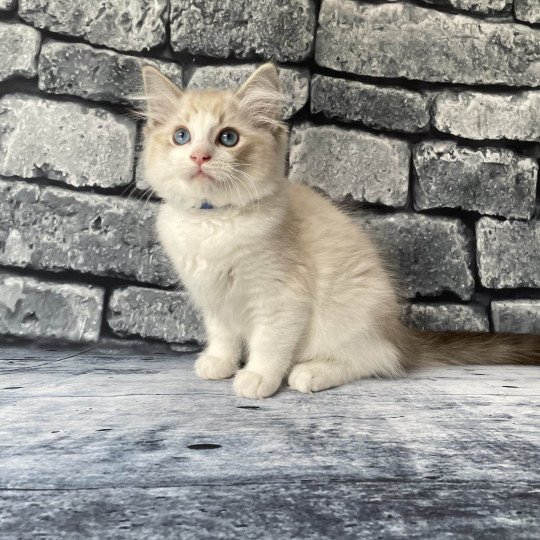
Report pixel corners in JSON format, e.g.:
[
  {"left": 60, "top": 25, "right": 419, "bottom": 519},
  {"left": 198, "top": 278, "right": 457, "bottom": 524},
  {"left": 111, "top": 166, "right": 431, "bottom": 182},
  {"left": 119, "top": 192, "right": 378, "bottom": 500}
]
[
  {"left": 1, "top": 481, "right": 538, "bottom": 539},
  {"left": 1, "top": 348, "right": 539, "bottom": 490},
  {"left": 0, "top": 344, "right": 538, "bottom": 538},
  {"left": 2, "top": 349, "right": 539, "bottom": 397},
  {"left": 1, "top": 390, "right": 538, "bottom": 488}
]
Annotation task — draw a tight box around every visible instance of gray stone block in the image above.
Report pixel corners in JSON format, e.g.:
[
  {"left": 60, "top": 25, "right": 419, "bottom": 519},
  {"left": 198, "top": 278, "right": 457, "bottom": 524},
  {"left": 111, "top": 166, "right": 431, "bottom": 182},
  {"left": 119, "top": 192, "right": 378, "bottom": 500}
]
[
  {"left": 0, "top": 272, "right": 104, "bottom": 342},
  {"left": 405, "top": 303, "right": 489, "bottom": 332},
  {"left": 358, "top": 213, "right": 475, "bottom": 300},
  {"left": 316, "top": 0, "right": 540, "bottom": 86},
  {"left": 413, "top": 141, "right": 538, "bottom": 219},
  {"left": 0, "top": 1, "right": 17, "bottom": 11},
  {"left": 0, "top": 23, "right": 41, "bottom": 82},
  {"left": 289, "top": 124, "right": 410, "bottom": 207},
  {"left": 133, "top": 135, "right": 151, "bottom": 192},
  {"left": 38, "top": 41, "right": 183, "bottom": 105},
  {"left": 186, "top": 64, "right": 309, "bottom": 120},
  {"left": 515, "top": 0, "right": 540, "bottom": 23},
  {"left": 19, "top": 0, "right": 167, "bottom": 52},
  {"left": 0, "top": 179, "right": 176, "bottom": 287},
  {"left": 420, "top": 0, "right": 511, "bottom": 14},
  {"left": 108, "top": 286, "right": 205, "bottom": 344},
  {"left": 491, "top": 300, "right": 540, "bottom": 335},
  {"left": 476, "top": 218, "right": 540, "bottom": 289},
  {"left": 170, "top": 342, "right": 202, "bottom": 353},
  {"left": 433, "top": 91, "right": 540, "bottom": 142},
  {"left": 170, "top": 0, "right": 316, "bottom": 62},
  {"left": 0, "top": 94, "right": 136, "bottom": 189},
  {"left": 311, "top": 75, "right": 429, "bottom": 134}
]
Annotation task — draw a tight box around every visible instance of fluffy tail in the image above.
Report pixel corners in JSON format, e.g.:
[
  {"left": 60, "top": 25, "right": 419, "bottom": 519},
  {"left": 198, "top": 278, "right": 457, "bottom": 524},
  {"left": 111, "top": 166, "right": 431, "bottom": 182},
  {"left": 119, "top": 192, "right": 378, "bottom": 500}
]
[{"left": 403, "top": 330, "right": 540, "bottom": 368}]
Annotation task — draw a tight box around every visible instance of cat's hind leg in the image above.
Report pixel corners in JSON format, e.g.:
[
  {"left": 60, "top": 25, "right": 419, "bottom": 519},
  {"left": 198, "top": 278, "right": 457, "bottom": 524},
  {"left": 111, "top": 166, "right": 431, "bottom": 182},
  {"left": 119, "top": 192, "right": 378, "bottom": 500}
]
[{"left": 288, "top": 338, "right": 403, "bottom": 393}]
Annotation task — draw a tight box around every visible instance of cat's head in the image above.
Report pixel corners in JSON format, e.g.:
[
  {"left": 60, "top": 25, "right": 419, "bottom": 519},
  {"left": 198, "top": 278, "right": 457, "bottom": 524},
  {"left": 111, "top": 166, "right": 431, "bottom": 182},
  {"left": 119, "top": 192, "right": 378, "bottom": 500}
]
[{"left": 141, "top": 63, "right": 288, "bottom": 210}]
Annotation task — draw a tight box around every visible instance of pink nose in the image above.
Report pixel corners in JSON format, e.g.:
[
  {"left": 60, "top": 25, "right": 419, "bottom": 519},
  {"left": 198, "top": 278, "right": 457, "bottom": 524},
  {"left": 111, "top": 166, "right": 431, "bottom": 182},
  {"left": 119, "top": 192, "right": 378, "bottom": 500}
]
[{"left": 190, "top": 152, "right": 211, "bottom": 166}]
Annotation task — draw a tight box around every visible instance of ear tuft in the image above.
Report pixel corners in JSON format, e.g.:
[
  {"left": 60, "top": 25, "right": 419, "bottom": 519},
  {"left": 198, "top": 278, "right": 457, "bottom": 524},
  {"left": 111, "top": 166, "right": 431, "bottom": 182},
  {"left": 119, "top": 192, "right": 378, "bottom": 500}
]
[
  {"left": 236, "top": 63, "right": 285, "bottom": 130},
  {"left": 139, "top": 65, "right": 183, "bottom": 126}
]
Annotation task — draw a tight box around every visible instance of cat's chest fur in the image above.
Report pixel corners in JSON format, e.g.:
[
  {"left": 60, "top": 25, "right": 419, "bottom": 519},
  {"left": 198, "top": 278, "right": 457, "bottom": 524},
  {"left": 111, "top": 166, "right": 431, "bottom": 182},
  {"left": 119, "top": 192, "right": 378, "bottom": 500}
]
[{"left": 156, "top": 203, "right": 277, "bottom": 312}]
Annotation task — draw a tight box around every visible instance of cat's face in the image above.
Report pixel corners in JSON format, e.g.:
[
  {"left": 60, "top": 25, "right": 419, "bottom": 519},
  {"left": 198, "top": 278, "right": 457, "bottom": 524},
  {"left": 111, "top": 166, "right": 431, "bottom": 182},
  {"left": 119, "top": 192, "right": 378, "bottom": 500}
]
[{"left": 141, "top": 64, "right": 288, "bottom": 209}]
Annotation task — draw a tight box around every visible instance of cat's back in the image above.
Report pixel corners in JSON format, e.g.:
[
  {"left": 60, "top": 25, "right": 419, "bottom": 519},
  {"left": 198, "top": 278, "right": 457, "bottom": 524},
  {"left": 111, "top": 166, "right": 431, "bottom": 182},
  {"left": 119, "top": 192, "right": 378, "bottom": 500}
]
[
  {"left": 287, "top": 182, "right": 379, "bottom": 260},
  {"left": 286, "top": 182, "right": 395, "bottom": 299}
]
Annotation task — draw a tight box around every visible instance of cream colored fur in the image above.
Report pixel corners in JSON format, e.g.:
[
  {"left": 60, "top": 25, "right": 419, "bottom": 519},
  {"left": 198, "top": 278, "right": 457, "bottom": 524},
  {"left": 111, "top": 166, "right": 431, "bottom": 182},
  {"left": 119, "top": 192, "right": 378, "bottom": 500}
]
[{"left": 141, "top": 64, "right": 539, "bottom": 399}]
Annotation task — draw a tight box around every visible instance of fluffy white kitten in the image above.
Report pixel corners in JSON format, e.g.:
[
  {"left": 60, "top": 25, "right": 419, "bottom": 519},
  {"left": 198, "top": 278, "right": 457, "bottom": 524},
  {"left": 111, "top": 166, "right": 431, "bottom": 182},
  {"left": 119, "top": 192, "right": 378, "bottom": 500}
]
[{"left": 141, "top": 63, "right": 539, "bottom": 399}]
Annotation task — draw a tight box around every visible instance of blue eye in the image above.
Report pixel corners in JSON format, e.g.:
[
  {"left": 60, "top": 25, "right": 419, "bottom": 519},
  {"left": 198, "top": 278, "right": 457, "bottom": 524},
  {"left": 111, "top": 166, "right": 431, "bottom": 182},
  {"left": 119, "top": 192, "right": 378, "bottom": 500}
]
[
  {"left": 173, "top": 128, "right": 190, "bottom": 145},
  {"left": 219, "top": 129, "right": 239, "bottom": 147}
]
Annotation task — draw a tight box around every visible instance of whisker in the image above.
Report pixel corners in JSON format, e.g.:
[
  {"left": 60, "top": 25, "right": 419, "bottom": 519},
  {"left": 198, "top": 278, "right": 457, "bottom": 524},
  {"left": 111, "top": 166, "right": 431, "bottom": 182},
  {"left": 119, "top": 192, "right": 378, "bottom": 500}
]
[
  {"left": 221, "top": 170, "right": 246, "bottom": 212},
  {"left": 232, "top": 167, "right": 261, "bottom": 213},
  {"left": 223, "top": 167, "right": 252, "bottom": 205},
  {"left": 231, "top": 172, "right": 255, "bottom": 210},
  {"left": 222, "top": 169, "right": 247, "bottom": 212},
  {"left": 228, "top": 165, "right": 261, "bottom": 213},
  {"left": 137, "top": 188, "right": 157, "bottom": 247},
  {"left": 222, "top": 176, "right": 235, "bottom": 208},
  {"left": 222, "top": 167, "right": 255, "bottom": 211},
  {"left": 122, "top": 182, "right": 141, "bottom": 202}
]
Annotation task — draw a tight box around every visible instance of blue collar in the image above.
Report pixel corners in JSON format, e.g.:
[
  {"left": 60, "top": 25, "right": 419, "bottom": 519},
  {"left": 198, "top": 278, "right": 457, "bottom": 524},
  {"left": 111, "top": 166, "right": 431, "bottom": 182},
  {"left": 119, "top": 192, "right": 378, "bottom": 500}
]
[{"left": 194, "top": 200, "right": 234, "bottom": 211}]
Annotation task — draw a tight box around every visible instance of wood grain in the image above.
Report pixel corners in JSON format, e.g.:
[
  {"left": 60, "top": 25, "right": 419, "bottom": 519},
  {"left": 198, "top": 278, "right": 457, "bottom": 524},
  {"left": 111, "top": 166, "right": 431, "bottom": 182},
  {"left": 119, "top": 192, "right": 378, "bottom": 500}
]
[{"left": 0, "top": 344, "right": 538, "bottom": 538}]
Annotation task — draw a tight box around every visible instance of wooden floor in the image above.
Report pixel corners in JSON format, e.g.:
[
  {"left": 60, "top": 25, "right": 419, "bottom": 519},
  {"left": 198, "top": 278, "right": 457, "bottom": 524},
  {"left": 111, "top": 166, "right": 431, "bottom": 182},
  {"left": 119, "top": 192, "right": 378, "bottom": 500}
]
[{"left": 0, "top": 343, "right": 539, "bottom": 539}]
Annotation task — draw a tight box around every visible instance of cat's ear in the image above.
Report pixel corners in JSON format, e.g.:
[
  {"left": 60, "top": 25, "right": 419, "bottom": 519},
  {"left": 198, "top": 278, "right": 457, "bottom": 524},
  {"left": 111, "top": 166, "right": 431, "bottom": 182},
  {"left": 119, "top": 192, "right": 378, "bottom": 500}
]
[
  {"left": 236, "top": 63, "right": 284, "bottom": 129},
  {"left": 141, "top": 65, "right": 183, "bottom": 126}
]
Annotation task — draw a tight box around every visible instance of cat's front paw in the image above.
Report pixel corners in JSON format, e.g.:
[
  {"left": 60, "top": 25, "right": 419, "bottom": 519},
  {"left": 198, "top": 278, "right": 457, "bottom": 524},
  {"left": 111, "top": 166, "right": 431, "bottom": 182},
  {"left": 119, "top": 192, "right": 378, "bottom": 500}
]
[
  {"left": 195, "top": 354, "right": 238, "bottom": 380},
  {"left": 233, "top": 369, "right": 281, "bottom": 399}
]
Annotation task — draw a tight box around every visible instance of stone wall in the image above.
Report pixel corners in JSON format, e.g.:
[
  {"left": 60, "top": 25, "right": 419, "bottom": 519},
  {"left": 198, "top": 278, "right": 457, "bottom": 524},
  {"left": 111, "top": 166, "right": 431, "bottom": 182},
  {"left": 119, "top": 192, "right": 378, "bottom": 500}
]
[{"left": 0, "top": 0, "right": 539, "bottom": 346}]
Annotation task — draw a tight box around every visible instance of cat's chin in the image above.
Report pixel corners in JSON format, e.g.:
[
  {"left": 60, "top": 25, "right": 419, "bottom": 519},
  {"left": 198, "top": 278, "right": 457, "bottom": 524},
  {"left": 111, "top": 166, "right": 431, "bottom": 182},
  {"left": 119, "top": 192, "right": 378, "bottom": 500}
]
[
  {"left": 155, "top": 183, "right": 235, "bottom": 210},
  {"left": 191, "top": 170, "right": 215, "bottom": 182},
  {"left": 150, "top": 170, "right": 281, "bottom": 211}
]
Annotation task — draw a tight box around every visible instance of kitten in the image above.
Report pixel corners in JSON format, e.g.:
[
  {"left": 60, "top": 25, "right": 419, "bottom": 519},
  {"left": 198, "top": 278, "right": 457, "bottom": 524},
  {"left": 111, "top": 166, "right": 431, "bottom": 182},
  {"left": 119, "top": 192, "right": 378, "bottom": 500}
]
[{"left": 141, "top": 63, "right": 539, "bottom": 399}]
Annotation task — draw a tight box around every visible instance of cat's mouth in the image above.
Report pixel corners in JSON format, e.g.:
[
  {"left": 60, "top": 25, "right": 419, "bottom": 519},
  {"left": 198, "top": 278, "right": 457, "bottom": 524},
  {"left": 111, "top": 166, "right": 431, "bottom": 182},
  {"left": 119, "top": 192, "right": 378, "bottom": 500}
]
[{"left": 192, "top": 170, "right": 214, "bottom": 182}]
